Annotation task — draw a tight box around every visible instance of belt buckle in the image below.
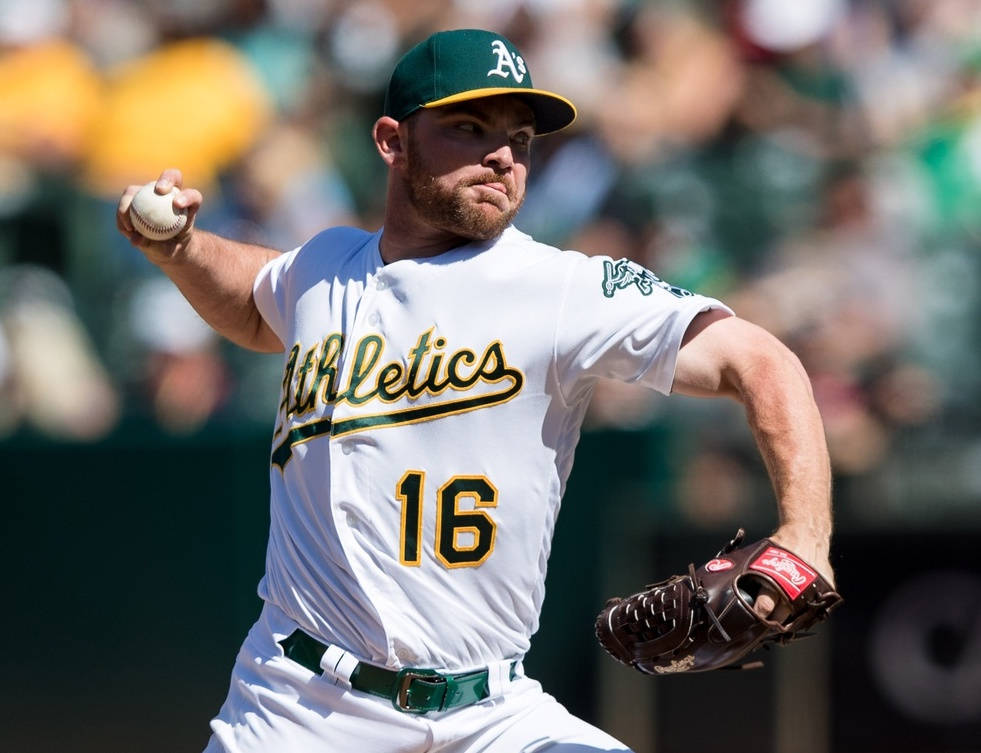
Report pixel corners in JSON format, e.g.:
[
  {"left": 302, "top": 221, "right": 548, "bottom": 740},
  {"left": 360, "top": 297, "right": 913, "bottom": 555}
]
[{"left": 394, "top": 667, "right": 444, "bottom": 714}]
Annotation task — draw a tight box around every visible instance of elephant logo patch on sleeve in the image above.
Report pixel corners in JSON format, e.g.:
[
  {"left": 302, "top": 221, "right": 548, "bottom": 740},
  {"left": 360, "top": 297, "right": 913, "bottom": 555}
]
[{"left": 601, "top": 259, "right": 694, "bottom": 299}]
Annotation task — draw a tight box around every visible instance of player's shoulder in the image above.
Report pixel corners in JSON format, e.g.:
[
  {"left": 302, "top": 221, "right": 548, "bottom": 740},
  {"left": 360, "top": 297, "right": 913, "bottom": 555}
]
[
  {"left": 298, "top": 225, "right": 376, "bottom": 258},
  {"left": 281, "top": 225, "right": 378, "bottom": 275},
  {"left": 497, "top": 228, "right": 705, "bottom": 300},
  {"left": 495, "top": 226, "right": 590, "bottom": 271}
]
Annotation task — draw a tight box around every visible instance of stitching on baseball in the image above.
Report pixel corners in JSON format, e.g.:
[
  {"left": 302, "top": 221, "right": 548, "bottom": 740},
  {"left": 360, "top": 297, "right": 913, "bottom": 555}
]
[{"left": 131, "top": 206, "right": 185, "bottom": 236}]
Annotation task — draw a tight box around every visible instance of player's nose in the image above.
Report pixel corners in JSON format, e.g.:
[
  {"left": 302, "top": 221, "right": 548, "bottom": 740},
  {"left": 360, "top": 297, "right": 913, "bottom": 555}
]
[{"left": 484, "top": 142, "right": 515, "bottom": 170}]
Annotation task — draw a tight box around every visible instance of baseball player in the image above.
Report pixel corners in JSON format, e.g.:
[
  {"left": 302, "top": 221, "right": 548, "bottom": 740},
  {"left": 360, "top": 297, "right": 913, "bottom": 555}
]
[{"left": 116, "top": 29, "right": 834, "bottom": 753}]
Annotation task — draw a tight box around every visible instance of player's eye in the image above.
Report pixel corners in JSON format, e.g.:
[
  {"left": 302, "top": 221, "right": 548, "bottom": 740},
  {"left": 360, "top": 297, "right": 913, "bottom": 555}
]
[{"left": 511, "top": 131, "right": 532, "bottom": 148}]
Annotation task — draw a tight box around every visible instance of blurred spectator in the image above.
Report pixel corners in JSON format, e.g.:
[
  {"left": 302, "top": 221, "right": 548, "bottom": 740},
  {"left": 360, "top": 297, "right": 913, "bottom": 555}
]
[
  {"left": 82, "top": 37, "right": 273, "bottom": 195},
  {"left": 224, "top": 122, "right": 358, "bottom": 250},
  {"left": 596, "top": 3, "right": 746, "bottom": 162},
  {"left": 727, "top": 161, "right": 931, "bottom": 475},
  {"left": 126, "top": 278, "right": 229, "bottom": 434},
  {"left": 0, "top": 39, "right": 102, "bottom": 167},
  {"left": 0, "top": 265, "right": 119, "bottom": 439}
]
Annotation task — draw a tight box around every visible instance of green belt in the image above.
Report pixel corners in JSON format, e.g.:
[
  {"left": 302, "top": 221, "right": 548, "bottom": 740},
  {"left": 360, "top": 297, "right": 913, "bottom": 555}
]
[{"left": 278, "top": 629, "right": 517, "bottom": 715}]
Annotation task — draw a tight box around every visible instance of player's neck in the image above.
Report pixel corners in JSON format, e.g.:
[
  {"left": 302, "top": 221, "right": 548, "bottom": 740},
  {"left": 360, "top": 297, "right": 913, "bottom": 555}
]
[
  {"left": 378, "top": 230, "right": 465, "bottom": 264},
  {"left": 378, "top": 210, "right": 476, "bottom": 264}
]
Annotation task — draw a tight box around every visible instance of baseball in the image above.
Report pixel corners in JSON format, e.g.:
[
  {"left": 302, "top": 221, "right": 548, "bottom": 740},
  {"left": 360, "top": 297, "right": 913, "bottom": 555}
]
[{"left": 129, "top": 182, "right": 188, "bottom": 241}]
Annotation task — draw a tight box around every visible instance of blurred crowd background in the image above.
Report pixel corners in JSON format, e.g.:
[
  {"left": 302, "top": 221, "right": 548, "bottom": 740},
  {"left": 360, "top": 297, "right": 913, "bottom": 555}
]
[{"left": 2, "top": 0, "right": 980, "bottom": 531}]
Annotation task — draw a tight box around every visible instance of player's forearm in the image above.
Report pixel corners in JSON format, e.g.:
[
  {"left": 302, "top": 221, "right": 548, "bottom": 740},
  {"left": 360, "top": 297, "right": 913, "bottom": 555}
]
[
  {"left": 155, "top": 229, "right": 284, "bottom": 353},
  {"left": 741, "top": 357, "right": 831, "bottom": 522},
  {"left": 727, "top": 337, "right": 833, "bottom": 563}
]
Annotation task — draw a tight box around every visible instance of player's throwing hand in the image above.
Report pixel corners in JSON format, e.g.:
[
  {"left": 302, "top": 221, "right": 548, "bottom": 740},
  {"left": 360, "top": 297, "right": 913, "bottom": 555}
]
[{"left": 116, "top": 168, "right": 203, "bottom": 264}]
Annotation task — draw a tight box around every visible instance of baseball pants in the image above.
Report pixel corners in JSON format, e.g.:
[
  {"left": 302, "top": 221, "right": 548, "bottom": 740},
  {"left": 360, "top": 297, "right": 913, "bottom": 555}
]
[{"left": 203, "top": 602, "right": 633, "bottom": 753}]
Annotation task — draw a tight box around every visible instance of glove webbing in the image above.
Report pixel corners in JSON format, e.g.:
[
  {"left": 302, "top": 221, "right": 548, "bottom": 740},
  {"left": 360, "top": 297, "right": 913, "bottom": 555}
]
[{"left": 689, "top": 562, "right": 731, "bottom": 642}]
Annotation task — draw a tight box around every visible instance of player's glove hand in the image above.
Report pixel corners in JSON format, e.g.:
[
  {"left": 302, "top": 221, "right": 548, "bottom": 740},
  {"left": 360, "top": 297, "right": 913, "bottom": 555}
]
[{"left": 594, "top": 529, "right": 842, "bottom": 674}]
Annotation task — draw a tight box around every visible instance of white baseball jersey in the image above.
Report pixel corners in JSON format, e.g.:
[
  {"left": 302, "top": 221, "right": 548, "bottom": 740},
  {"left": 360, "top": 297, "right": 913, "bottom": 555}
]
[{"left": 252, "top": 224, "right": 730, "bottom": 673}]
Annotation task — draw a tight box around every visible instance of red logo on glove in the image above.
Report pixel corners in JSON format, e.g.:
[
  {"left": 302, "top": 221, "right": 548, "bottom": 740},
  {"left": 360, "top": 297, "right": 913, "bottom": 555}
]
[
  {"left": 705, "top": 558, "right": 735, "bottom": 572},
  {"left": 749, "top": 547, "right": 817, "bottom": 598}
]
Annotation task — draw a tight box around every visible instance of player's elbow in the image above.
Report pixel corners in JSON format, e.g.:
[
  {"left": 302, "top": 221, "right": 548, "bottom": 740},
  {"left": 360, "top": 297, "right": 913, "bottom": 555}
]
[
  {"left": 673, "top": 315, "right": 813, "bottom": 402},
  {"left": 723, "top": 324, "right": 813, "bottom": 406},
  {"left": 224, "top": 314, "right": 284, "bottom": 353},
  {"left": 248, "top": 320, "right": 285, "bottom": 353}
]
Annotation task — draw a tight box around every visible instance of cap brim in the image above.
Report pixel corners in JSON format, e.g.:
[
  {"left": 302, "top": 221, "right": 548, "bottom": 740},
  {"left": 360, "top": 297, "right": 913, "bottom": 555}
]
[{"left": 422, "top": 87, "right": 577, "bottom": 135}]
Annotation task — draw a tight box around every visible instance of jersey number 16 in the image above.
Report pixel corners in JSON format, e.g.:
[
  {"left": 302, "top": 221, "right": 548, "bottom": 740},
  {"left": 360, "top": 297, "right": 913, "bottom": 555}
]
[{"left": 396, "top": 471, "right": 498, "bottom": 568}]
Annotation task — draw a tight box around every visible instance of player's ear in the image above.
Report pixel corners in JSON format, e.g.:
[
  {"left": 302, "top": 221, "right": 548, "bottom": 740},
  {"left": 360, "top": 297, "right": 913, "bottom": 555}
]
[{"left": 373, "top": 116, "right": 405, "bottom": 168}]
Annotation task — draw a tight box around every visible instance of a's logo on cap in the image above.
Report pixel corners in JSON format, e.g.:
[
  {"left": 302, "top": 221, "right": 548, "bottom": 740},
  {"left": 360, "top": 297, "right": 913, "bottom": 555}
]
[{"left": 487, "top": 39, "right": 526, "bottom": 83}]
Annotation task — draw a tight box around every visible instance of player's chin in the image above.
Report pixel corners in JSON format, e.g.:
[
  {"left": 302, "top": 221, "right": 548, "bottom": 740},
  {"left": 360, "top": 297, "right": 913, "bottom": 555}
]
[{"left": 461, "top": 206, "right": 515, "bottom": 239}]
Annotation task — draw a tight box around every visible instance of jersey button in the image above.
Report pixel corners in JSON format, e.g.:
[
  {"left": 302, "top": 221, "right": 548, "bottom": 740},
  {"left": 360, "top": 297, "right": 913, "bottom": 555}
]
[
  {"left": 368, "top": 312, "right": 381, "bottom": 326},
  {"left": 376, "top": 279, "right": 388, "bottom": 290},
  {"left": 341, "top": 441, "right": 354, "bottom": 455}
]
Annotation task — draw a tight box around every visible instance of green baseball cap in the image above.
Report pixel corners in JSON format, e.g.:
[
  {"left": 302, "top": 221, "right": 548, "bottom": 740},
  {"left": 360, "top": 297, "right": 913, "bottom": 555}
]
[{"left": 383, "top": 29, "right": 577, "bottom": 135}]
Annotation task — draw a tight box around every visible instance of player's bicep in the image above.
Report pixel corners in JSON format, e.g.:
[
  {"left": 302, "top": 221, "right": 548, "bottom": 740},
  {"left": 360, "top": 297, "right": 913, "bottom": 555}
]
[{"left": 671, "top": 310, "right": 745, "bottom": 398}]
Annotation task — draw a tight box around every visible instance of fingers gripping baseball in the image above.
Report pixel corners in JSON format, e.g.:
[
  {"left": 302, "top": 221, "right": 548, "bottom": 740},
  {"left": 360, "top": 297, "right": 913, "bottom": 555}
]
[{"left": 117, "top": 169, "right": 203, "bottom": 260}]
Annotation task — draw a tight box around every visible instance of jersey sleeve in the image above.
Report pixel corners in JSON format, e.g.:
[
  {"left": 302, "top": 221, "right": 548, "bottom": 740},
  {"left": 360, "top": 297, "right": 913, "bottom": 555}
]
[
  {"left": 554, "top": 254, "right": 733, "bottom": 399},
  {"left": 253, "top": 247, "right": 301, "bottom": 344}
]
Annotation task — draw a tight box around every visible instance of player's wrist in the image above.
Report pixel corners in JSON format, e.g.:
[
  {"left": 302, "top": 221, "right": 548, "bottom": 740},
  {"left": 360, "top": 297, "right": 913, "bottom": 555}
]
[
  {"left": 144, "top": 225, "right": 199, "bottom": 267},
  {"left": 769, "top": 523, "right": 834, "bottom": 585},
  {"left": 771, "top": 519, "right": 832, "bottom": 547}
]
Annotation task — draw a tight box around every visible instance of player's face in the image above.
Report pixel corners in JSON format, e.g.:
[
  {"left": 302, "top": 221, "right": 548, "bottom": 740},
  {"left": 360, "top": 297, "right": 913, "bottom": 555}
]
[{"left": 402, "top": 97, "right": 534, "bottom": 241}]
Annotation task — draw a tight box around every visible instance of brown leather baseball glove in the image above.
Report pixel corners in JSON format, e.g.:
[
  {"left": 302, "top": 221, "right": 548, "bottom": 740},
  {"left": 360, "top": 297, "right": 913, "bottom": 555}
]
[{"left": 595, "top": 529, "right": 842, "bottom": 674}]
